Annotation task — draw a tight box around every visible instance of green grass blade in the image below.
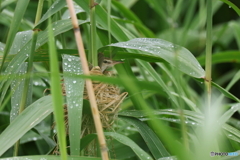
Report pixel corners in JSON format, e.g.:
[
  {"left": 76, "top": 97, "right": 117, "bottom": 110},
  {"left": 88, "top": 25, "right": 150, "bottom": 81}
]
[
  {"left": 0, "top": 96, "right": 53, "bottom": 156},
  {"left": 215, "top": 70, "right": 240, "bottom": 105},
  {"left": 211, "top": 81, "right": 240, "bottom": 103},
  {"left": 0, "top": 30, "right": 33, "bottom": 107},
  {"left": 219, "top": 104, "right": 240, "bottom": 125},
  {"left": 0, "top": 0, "right": 30, "bottom": 71},
  {"left": 119, "top": 109, "right": 202, "bottom": 124},
  {"left": 62, "top": 54, "right": 84, "bottom": 155},
  {"left": 104, "top": 132, "right": 153, "bottom": 160},
  {"left": 220, "top": 0, "right": 240, "bottom": 16},
  {"left": 8, "top": 30, "right": 33, "bottom": 55},
  {"left": 223, "top": 124, "right": 240, "bottom": 143},
  {"left": 197, "top": 50, "right": 240, "bottom": 65},
  {"left": 48, "top": 15, "right": 67, "bottom": 159},
  {"left": 1, "top": 0, "right": 16, "bottom": 9},
  {"left": 80, "top": 134, "right": 97, "bottom": 152},
  {"left": 10, "top": 63, "right": 28, "bottom": 121},
  {"left": 109, "top": 38, "right": 205, "bottom": 78},
  {"left": 225, "top": 70, "right": 240, "bottom": 91},
  {"left": 31, "top": 128, "right": 56, "bottom": 151},
  {"left": 36, "top": 0, "right": 66, "bottom": 26},
  {"left": 120, "top": 116, "right": 170, "bottom": 159},
  {"left": 18, "top": 29, "right": 38, "bottom": 116},
  {"left": 89, "top": 0, "right": 98, "bottom": 66},
  {"left": 172, "top": 0, "right": 184, "bottom": 22}
]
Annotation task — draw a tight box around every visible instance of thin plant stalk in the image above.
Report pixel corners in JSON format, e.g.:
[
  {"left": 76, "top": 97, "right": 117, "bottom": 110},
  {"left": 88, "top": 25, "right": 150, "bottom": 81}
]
[
  {"left": 107, "top": 0, "right": 111, "bottom": 44},
  {"left": 65, "top": 0, "right": 109, "bottom": 159},
  {"left": 13, "top": 0, "right": 44, "bottom": 156},
  {"left": 89, "top": 0, "right": 97, "bottom": 66},
  {"left": 205, "top": 0, "right": 212, "bottom": 108},
  {"left": 34, "top": 0, "right": 44, "bottom": 24}
]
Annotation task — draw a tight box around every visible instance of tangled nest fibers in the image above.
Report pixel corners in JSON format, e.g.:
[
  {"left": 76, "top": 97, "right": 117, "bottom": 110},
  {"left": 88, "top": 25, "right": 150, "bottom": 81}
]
[
  {"left": 53, "top": 66, "right": 128, "bottom": 155},
  {"left": 82, "top": 66, "right": 128, "bottom": 132}
]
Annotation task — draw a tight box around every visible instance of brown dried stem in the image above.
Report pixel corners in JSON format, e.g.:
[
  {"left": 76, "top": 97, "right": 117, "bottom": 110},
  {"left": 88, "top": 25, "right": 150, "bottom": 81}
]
[{"left": 65, "top": 0, "right": 109, "bottom": 159}]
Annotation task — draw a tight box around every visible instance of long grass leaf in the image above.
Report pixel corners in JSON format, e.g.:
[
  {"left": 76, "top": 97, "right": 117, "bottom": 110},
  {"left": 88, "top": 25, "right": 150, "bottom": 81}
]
[
  {"left": 220, "top": 0, "right": 240, "bottom": 16},
  {"left": 219, "top": 104, "right": 240, "bottom": 125},
  {"left": 197, "top": 51, "right": 240, "bottom": 65},
  {"left": 62, "top": 54, "right": 84, "bottom": 155},
  {"left": 104, "top": 132, "right": 153, "bottom": 160},
  {"left": 211, "top": 81, "right": 240, "bottom": 103},
  {"left": 0, "top": 0, "right": 30, "bottom": 71},
  {"left": 109, "top": 38, "right": 205, "bottom": 78},
  {"left": 120, "top": 116, "right": 170, "bottom": 159},
  {"left": 48, "top": 14, "right": 67, "bottom": 159},
  {"left": 36, "top": 0, "right": 66, "bottom": 26},
  {"left": 0, "top": 96, "right": 53, "bottom": 156},
  {"left": 10, "top": 63, "right": 29, "bottom": 121}
]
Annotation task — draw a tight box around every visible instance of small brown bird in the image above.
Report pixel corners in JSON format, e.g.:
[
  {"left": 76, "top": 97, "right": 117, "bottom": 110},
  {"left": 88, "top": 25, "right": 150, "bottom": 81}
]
[{"left": 98, "top": 53, "right": 123, "bottom": 72}]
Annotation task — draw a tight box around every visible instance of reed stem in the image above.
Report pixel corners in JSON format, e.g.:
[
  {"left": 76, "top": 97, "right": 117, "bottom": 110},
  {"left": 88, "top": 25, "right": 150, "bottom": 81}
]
[{"left": 65, "top": 1, "right": 109, "bottom": 159}]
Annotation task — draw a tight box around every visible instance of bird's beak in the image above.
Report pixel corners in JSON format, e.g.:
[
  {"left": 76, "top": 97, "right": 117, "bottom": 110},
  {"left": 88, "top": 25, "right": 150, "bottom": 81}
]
[{"left": 113, "top": 61, "right": 124, "bottom": 65}]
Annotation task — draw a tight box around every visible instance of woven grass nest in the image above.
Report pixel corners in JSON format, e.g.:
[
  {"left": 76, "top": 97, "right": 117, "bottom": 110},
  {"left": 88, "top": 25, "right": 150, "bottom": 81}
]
[
  {"left": 60, "top": 66, "right": 128, "bottom": 135},
  {"left": 83, "top": 66, "right": 127, "bottom": 128}
]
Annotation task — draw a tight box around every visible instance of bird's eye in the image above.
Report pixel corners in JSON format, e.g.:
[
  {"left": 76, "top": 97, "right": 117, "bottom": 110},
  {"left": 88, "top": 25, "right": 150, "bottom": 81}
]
[{"left": 103, "top": 60, "right": 108, "bottom": 63}]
